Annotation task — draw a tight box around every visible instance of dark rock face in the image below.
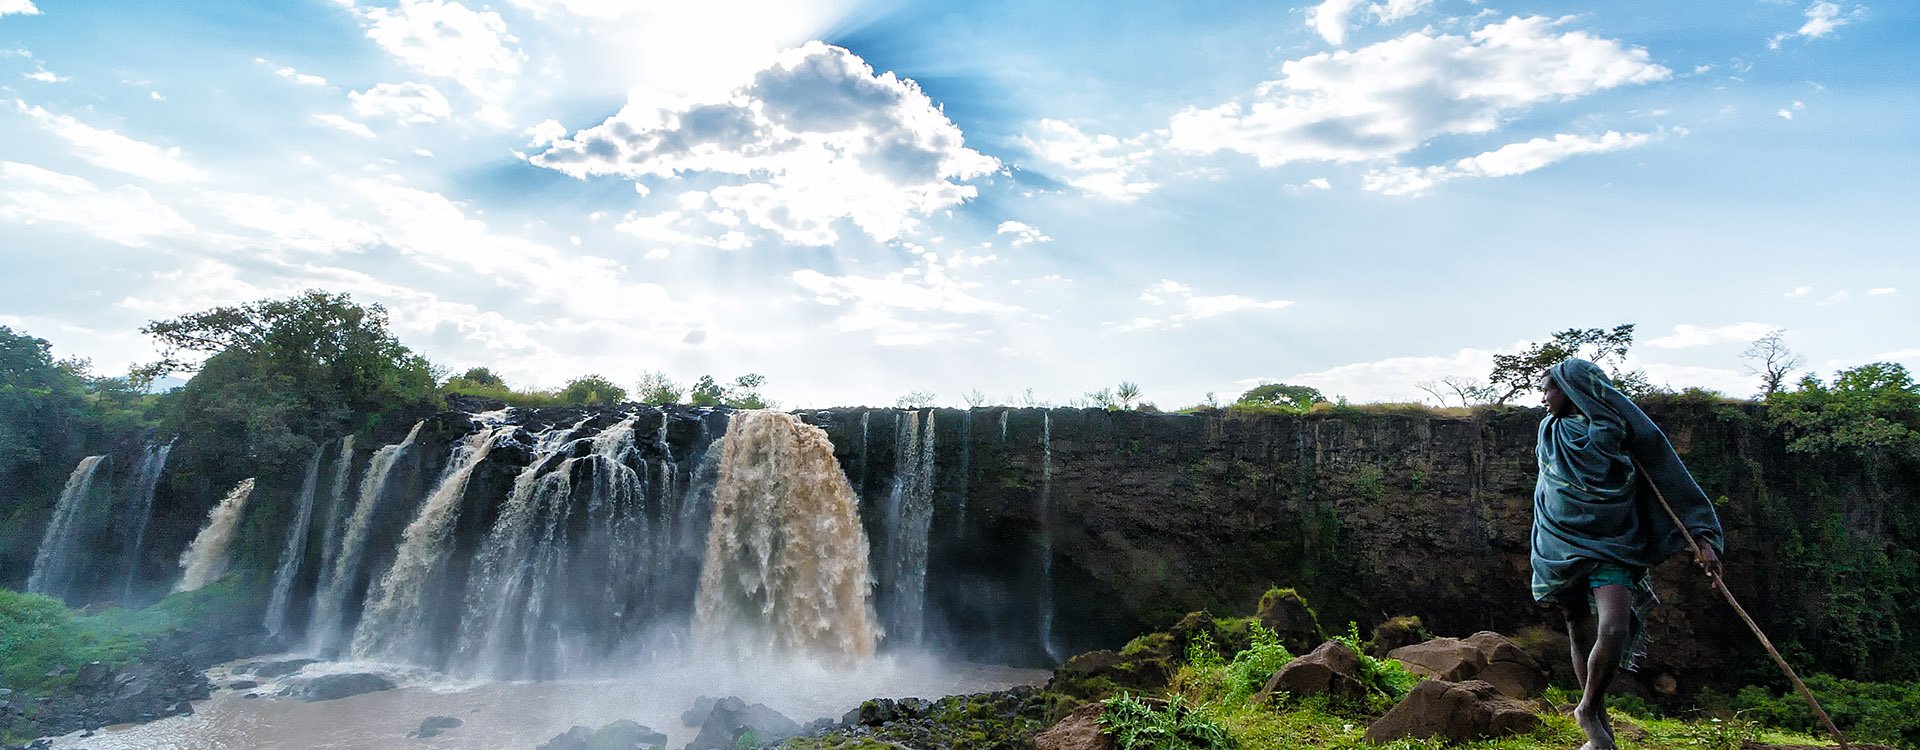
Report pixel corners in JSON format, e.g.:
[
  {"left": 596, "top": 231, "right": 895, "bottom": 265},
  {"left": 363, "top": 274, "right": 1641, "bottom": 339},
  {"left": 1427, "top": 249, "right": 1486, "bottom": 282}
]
[
  {"left": 1257, "top": 639, "right": 1366, "bottom": 704},
  {"left": 1387, "top": 631, "right": 1546, "bottom": 698},
  {"left": 1362, "top": 679, "right": 1540, "bottom": 744},
  {"left": 685, "top": 697, "right": 799, "bottom": 750},
  {"left": 297, "top": 672, "right": 395, "bottom": 702}
]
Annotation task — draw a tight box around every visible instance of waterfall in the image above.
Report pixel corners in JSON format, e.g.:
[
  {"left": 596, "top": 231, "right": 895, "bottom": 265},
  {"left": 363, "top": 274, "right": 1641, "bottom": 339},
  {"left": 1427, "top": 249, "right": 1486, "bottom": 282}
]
[
  {"left": 313, "top": 435, "right": 357, "bottom": 602},
  {"left": 352, "top": 424, "right": 515, "bottom": 662},
  {"left": 694, "top": 410, "right": 878, "bottom": 662},
  {"left": 264, "top": 448, "right": 325, "bottom": 637},
  {"left": 309, "top": 421, "right": 423, "bottom": 651},
  {"left": 176, "top": 478, "right": 257, "bottom": 592},
  {"left": 1038, "top": 411, "right": 1061, "bottom": 663},
  {"left": 27, "top": 455, "right": 109, "bottom": 600},
  {"left": 880, "top": 410, "right": 936, "bottom": 647},
  {"left": 118, "top": 441, "right": 174, "bottom": 603}
]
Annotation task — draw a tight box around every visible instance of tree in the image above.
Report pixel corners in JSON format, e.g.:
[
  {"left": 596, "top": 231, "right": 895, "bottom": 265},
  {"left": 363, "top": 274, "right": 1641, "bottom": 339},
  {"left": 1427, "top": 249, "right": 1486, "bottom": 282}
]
[
  {"left": 1742, "top": 330, "right": 1805, "bottom": 399},
  {"left": 1488, "top": 324, "right": 1645, "bottom": 404},
  {"left": 1085, "top": 387, "right": 1117, "bottom": 409},
  {"left": 1768, "top": 362, "right": 1920, "bottom": 458},
  {"left": 963, "top": 389, "right": 988, "bottom": 408},
  {"left": 896, "top": 390, "right": 937, "bottom": 409},
  {"left": 689, "top": 375, "right": 724, "bottom": 406},
  {"left": 1416, "top": 375, "right": 1497, "bottom": 408},
  {"left": 456, "top": 367, "right": 504, "bottom": 387},
  {"left": 724, "top": 374, "right": 771, "bottom": 409},
  {"left": 1235, "top": 383, "right": 1323, "bottom": 411},
  {"left": 1116, "top": 381, "right": 1142, "bottom": 409},
  {"left": 560, "top": 374, "right": 627, "bottom": 406},
  {"left": 635, "top": 371, "right": 683, "bottom": 404}
]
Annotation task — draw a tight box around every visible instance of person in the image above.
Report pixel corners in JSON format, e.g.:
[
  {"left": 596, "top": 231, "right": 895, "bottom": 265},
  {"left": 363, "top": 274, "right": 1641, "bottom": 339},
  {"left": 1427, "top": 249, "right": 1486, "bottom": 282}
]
[{"left": 1532, "top": 358, "right": 1724, "bottom": 750}]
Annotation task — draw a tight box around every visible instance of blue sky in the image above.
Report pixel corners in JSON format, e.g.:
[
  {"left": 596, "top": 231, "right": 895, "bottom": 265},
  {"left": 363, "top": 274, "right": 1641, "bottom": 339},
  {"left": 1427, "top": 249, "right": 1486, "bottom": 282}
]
[{"left": 0, "top": 0, "right": 1913, "bottom": 408}]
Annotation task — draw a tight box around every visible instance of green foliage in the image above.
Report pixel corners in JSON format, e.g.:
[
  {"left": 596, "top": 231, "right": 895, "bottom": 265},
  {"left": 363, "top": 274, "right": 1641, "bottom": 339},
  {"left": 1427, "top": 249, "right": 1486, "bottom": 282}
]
[
  {"left": 725, "top": 373, "right": 772, "bottom": 409},
  {"left": 1346, "top": 466, "right": 1385, "bottom": 501},
  {"left": 1097, "top": 694, "right": 1235, "bottom": 750},
  {"left": 442, "top": 376, "right": 565, "bottom": 407},
  {"left": 1488, "top": 324, "right": 1645, "bottom": 404},
  {"left": 689, "top": 375, "right": 724, "bottom": 406},
  {"left": 1669, "top": 716, "right": 1759, "bottom": 750},
  {"left": 1186, "top": 630, "right": 1225, "bottom": 669},
  {"left": 635, "top": 371, "right": 683, "bottom": 404},
  {"left": 560, "top": 374, "right": 628, "bottom": 406},
  {"left": 0, "top": 581, "right": 250, "bottom": 698},
  {"left": 1118, "top": 381, "right": 1143, "bottom": 409},
  {"left": 1223, "top": 624, "right": 1294, "bottom": 705},
  {"left": 455, "top": 367, "right": 504, "bottom": 387},
  {"left": 1734, "top": 674, "right": 1920, "bottom": 747},
  {"left": 1767, "top": 362, "right": 1920, "bottom": 458},
  {"left": 1332, "top": 623, "right": 1421, "bottom": 707},
  {"left": 1234, "top": 383, "right": 1323, "bottom": 412}
]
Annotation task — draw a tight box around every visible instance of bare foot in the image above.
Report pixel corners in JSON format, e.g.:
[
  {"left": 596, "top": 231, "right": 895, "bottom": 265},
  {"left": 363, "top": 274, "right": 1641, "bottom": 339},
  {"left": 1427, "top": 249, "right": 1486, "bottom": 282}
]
[{"left": 1573, "top": 703, "right": 1616, "bottom": 750}]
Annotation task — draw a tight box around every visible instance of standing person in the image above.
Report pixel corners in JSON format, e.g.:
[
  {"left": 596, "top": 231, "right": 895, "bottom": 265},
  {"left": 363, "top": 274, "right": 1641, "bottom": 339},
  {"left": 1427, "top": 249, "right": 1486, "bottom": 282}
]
[{"left": 1531, "top": 358, "right": 1725, "bottom": 750}]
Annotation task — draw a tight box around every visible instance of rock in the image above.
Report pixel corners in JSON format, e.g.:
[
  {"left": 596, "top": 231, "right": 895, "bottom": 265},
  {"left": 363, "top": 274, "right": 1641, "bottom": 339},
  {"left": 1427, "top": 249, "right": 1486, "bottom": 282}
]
[
  {"left": 1256, "top": 639, "right": 1367, "bottom": 704},
  {"left": 73, "top": 662, "right": 112, "bottom": 690},
  {"left": 1387, "top": 631, "right": 1545, "bottom": 698},
  {"left": 250, "top": 659, "right": 319, "bottom": 679},
  {"left": 298, "top": 673, "right": 396, "bottom": 702},
  {"left": 541, "top": 720, "right": 667, "bottom": 749},
  {"left": 228, "top": 680, "right": 259, "bottom": 691},
  {"left": 1366, "top": 616, "right": 1425, "bottom": 658},
  {"left": 410, "top": 716, "right": 463, "bottom": 738},
  {"left": 1033, "top": 703, "right": 1115, "bottom": 750},
  {"left": 686, "top": 697, "right": 798, "bottom": 750},
  {"left": 681, "top": 695, "right": 719, "bottom": 726},
  {"left": 1255, "top": 588, "right": 1324, "bottom": 654},
  {"left": 1047, "top": 648, "right": 1170, "bottom": 701},
  {"left": 1653, "top": 673, "right": 1679, "bottom": 697},
  {"left": 1362, "top": 679, "right": 1541, "bottom": 744}
]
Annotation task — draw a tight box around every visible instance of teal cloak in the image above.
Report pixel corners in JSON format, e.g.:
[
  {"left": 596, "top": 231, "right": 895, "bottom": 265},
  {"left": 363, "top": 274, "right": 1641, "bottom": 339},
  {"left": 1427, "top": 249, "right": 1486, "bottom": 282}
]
[{"left": 1531, "top": 358, "right": 1726, "bottom": 667}]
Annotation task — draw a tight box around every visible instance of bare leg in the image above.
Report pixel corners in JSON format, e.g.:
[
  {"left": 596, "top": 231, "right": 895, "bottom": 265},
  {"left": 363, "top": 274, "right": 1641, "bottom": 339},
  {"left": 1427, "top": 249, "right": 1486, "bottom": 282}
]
[
  {"left": 1562, "top": 595, "right": 1593, "bottom": 693},
  {"left": 1574, "top": 584, "right": 1632, "bottom": 750}
]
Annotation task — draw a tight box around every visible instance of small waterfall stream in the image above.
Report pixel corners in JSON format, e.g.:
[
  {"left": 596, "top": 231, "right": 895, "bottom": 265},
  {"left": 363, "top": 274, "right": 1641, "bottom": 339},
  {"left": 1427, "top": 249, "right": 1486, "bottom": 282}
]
[
  {"left": 118, "top": 441, "right": 174, "bottom": 603},
  {"left": 27, "top": 455, "right": 109, "bottom": 600},
  {"left": 177, "top": 478, "right": 257, "bottom": 592},
  {"left": 264, "top": 449, "right": 325, "bottom": 637},
  {"left": 309, "top": 421, "right": 424, "bottom": 652},
  {"left": 880, "top": 410, "right": 936, "bottom": 647}
]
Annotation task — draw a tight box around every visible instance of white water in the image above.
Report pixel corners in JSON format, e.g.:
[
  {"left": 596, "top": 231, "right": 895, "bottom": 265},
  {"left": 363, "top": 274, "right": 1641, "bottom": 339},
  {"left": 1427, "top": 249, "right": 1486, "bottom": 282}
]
[
  {"left": 313, "top": 435, "right": 357, "bottom": 608},
  {"left": 1038, "top": 412, "right": 1061, "bottom": 663},
  {"left": 881, "top": 410, "right": 937, "bottom": 646},
  {"left": 310, "top": 421, "right": 424, "bottom": 652},
  {"left": 176, "top": 479, "right": 258, "bottom": 592},
  {"left": 352, "top": 425, "right": 515, "bottom": 661},
  {"left": 695, "top": 411, "right": 879, "bottom": 662},
  {"left": 27, "top": 455, "right": 108, "bottom": 599},
  {"left": 118, "top": 441, "right": 175, "bottom": 603},
  {"left": 264, "top": 449, "right": 325, "bottom": 636}
]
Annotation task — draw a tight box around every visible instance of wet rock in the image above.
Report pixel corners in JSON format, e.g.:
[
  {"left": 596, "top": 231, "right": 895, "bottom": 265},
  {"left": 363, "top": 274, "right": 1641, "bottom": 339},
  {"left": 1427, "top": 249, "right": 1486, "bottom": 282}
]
[
  {"left": 1366, "top": 616, "right": 1425, "bottom": 658},
  {"left": 681, "top": 695, "right": 719, "bottom": 726},
  {"left": 228, "top": 680, "right": 259, "bottom": 691},
  {"left": 73, "top": 662, "right": 113, "bottom": 690},
  {"left": 539, "top": 719, "right": 667, "bottom": 749},
  {"left": 410, "top": 715, "right": 463, "bottom": 738},
  {"left": 687, "top": 697, "right": 798, "bottom": 750},
  {"left": 250, "top": 659, "right": 319, "bottom": 679},
  {"left": 1256, "top": 639, "right": 1366, "bottom": 704},
  {"left": 1255, "top": 588, "right": 1325, "bottom": 655},
  {"left": 1033, "top": 702, "right": 1115, "bottom": 750},
  {"left": 1387, "top": 631, "right": 1544, "bottom": 698},
  {"left": 298, "top": 673, "right": 396, "bottom": 702},
  {"left": 797, "top": 687, "right": 1051, "bottom": 750},
  {"left": 1362, "top": 679, "right": 1541, "bottom": 744}
]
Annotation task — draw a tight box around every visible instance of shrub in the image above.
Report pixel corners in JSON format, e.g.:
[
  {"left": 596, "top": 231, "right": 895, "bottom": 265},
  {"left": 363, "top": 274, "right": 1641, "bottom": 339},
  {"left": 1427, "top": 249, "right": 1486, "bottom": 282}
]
[
  {"left": 1733, "top": 674, "right": 1920, "bottom": 747},
  {"left": 1223, "top": 624, "right": 1294, "bottom": 704},
  {"left": 1097, "top": 693, "right": 1235, "bottom": 750}
]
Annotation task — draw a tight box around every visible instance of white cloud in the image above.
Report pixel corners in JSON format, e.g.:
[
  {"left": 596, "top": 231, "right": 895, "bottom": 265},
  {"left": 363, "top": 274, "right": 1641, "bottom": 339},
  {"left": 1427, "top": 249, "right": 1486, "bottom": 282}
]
[
  {"left": 996, "top": 220, "right": 1052, "bottom": 246},
  {"left": 0, "top": 0, "right": 40, "bottom": 17},
  {"left": 1276, "top": 346, "right": 1498, "bottom": 403},
  {"left": 1646, "top": 322, "right": 1777, "bottom": 349},
  {"left": 1868, "top": 287, "right": 1896, "bottom": 295},
  {"left": 1019, "top": 119, "right": 1158, "bottom": 201},
  {"left": 522, "top": 118, "right": 567, "bottom": 148},
  {"left": 1363, "top": 131, "right": 1653, "bottom": 195},
  {"left": 792, "top": 255, "right": 1017, "bottom": 346},
  {"left": 350, "top": 82, "right": 452, "bottom": 124},
  {"left": 199, "top": 190, "right": 381, "bottom": 255},
  {"left": 1777, "top": 100, "right": 1805, "bottom": 120},
  {"left": 1785, "top": 285, "right": 1812, "bottom": 298},
  {"left": 10, "top": 99, "right": 207, "bottom": 182},
  {"left": 1770, "top": 2, "right": 1863, "bottom": 49},
  {"left": 1120, "top": 279, "right": 1292, "bottom": 331},
  {"left": 313, "top": 114, "right": 376, "bottom": 138},
  {"left": 1170, "top": 17, "right": 1670, "bottom": 167},
  {"left": 345, "top": 0, "right": 522, "bottom": 109},
  {"left": 1287, "top": 177, "right": 1333, "bottom": 192},
  {"left": 532, "top": 42, "right": 997, "bottom": 246},
  {"left": 24, "top": 66, "right": 63, "bottom": 83},
  {"left": 1306, "top": 0, "right": 1435, "bottom": 45},
  {"left": 1822, "top": 290, "right": 1851, "bottom": 304},
  {"left": 275, "top": 66, "right": 328, "bottom": 86},
  {"left": 0, "top": 161, "right": 194, "bottom": 246}
]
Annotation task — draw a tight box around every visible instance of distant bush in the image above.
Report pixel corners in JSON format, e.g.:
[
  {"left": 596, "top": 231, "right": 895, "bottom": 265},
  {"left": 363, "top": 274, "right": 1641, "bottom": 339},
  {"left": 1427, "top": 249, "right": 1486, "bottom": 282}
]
[
  {"left": 1734, "top": 674, "right": 1920, "bottom": 747},
  {"left": 560, "top": 374, "right": 627, "bottom": 406}
]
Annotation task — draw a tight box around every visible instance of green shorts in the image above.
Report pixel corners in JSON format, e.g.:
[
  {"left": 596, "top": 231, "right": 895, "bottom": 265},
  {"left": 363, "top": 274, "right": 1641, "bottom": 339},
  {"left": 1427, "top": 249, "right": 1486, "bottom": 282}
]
[{"left": 1587, "top": 562, "right": 1640, "bottom": 589}]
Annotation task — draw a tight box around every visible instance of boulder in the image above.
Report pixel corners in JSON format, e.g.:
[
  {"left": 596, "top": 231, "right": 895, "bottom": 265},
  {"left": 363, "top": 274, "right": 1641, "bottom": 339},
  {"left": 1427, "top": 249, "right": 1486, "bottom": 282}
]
[
  {"left": 409, "top": 716, "right": 463, "bottom": 738},
  {"left": 298, "top": 673, "right": 396, "bottom": 702},
  {"left": 1255, "top": 588, "right": 1324, "bottom": 654},
  {"left": 1386, "top": 631, "right": 1545, "bottom": 698},
  {"left": 73, "top": 662, "right": 113, "bottom": 690},
  {"left": 1047, "top": 649, "right": 1170, "bottom": 701},
  {"left": 1366, "top": 616, "right": 1425, "bottom": 658},
  {"left": 227, "top": 680, "right": 259, "bottom": 691},
  {"left": 1033, "top": 703, "right": 1115, "bottom": 750},
  {"left": 685, "top": 697, "right": 798, "bottom": 750},
  {"left": 1362, "top": 679, "right": 1541, "bottom": 744},
  {"left": 251, "top": 659, "right": 320, "bottom": 679},
  {"left": 681, "top": 695, "right": 719, "bottom": 726},
  {"left": 537, "top": 720, "right": 666, "bottom": 749},
  {"left": 1255, "top": 639, "right": 1366, "bottom": 704}
]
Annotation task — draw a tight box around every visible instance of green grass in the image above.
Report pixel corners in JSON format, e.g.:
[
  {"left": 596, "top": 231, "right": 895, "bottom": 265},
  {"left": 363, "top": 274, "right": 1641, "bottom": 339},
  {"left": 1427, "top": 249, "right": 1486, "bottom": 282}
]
[{"left": 0, "top": 581, "right": 251, "bottom": 696}]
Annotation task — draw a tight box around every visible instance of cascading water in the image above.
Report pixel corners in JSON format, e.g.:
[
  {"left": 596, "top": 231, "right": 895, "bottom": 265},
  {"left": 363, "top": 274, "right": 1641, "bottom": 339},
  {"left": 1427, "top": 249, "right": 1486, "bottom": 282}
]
[
  {"left": 880, "top": 410, "right": 936, "bottom": 646},
  {"left": 352, "top": 424, "right": 516, "bottom": 661},
  {"left": 263, "top": 449, "right": 325, "bottom": 637},
  {"left": 176, "top": 478, "right": 258, "bottom": 592},
  {"left": 1037, "top": 411, "right": 1061, "bottom": 663},
  {"left": 313, "top": 434, "right": 357, "bottom": 602},
  {"left": 118, "top": 441, "right": 174, "bottom": 603},
  {"left": 309, "top": 421, "right": 423, "bottom": 652},
  {"left": 27, "top": 455, "right": 108, "bottom": 600},
  {"left": 694, "top": 410, "right": 878, "bottom": 662}
]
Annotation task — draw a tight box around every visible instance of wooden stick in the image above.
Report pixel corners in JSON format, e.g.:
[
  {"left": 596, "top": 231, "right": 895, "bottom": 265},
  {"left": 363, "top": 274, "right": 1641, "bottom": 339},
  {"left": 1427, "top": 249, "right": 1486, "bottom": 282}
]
[{"left": 1635, "top": 460, "right": 1850, "bottom": 750}]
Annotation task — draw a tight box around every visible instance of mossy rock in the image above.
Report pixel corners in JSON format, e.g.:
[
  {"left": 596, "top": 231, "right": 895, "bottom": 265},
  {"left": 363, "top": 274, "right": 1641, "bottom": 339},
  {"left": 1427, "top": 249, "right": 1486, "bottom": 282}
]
[
  {"left": 1254, "top": 587, "right": 1324, "bottom": 655},
  {"left": 1366, "top": 615, "right": 1425, "bottom": 658}
]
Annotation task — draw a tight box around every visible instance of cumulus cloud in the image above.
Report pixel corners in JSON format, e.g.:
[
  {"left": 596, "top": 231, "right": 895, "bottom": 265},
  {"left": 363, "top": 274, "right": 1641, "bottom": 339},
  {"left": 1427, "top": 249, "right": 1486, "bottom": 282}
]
[
  {"left": 313, "top": 114, "right": 377, "bottom": 138},
  {"left": 996, "top": 220, "right": 1052, "bottom": 246},
  {"left": 1363, "top": 130, "right": 1653, "bottom": 195},
  {"left": 1306, "top": 0, "right": 1434, "bottom": 45},
  {"left": 1868, "top": 287, "right": 1896, "bottom": 295},
  {"left": 1785, "top": 286, "right": 1812, "bottom": 298},
  {"left": 0, "top": 0, "right": 39, "bottom": 16},
  {"left": 0, "top": 161, "right": 195, "bottom": 245},
  {"left": 275, "top": 66, "right": 328, "bottom": 86},
  {"left": 341, "top": 0, "right": 522, "bottom": 114},
  {"left": 1019, "top": 119, "right": 1158, "bottom": 201},
  {"left": 350, "top": 82, "right": 452, "bottom": 124},
  {"left": 1118, "top": 280, "right": 1292, "bottom": 331},
  {"left": 1770, "top": 2, "right": 1863, "bottom": 49},
  {"left": 1170, "top": 17, "right": 1670, "bottom": 167},
  {"left": 10, "top": 99, "right": 207, "bottom": 182},
  {"left": 1646, "top": 322, "right": 1778, "bottom": 349},
  {"left": 531, "top": 42, "right": 998, "bottom": 246}
]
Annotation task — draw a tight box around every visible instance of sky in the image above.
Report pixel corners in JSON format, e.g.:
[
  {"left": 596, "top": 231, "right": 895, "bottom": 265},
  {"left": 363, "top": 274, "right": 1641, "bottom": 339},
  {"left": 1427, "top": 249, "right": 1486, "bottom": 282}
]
[{"left": 0, "top": 0, "right": 1914, "bottom": 409}]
